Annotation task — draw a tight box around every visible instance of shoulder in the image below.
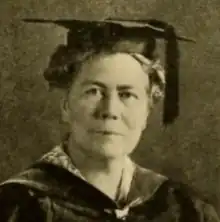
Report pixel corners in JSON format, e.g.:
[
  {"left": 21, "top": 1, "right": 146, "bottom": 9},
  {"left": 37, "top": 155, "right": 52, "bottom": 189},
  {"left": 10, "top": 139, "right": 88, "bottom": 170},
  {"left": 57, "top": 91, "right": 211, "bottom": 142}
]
[
  {"left": 154, "top": 179, "right": 220, "bottom": 221},
  {"left": 0, "top": 159, "right": 70, "bottom": 222},
  {"left": 172, "top": 180, "right": 219, "bottom": 221},
  {"left": 132, "top": 163, "right": 219, "bottom": 221},
  {"left": 0, "top": 182, "right": 45, "bottom": 222}
]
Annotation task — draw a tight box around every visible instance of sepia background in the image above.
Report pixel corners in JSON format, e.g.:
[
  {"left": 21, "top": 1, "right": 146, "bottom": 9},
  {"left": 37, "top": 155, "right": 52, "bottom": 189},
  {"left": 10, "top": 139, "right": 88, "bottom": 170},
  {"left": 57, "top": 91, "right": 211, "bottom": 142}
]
[{"left": 0, "top": 0, "right": 220, "bottom": 212}]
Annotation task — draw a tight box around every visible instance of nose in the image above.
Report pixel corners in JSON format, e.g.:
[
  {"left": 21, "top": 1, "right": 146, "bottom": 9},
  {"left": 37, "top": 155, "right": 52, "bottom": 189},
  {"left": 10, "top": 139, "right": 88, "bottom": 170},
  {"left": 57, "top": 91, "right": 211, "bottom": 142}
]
[{"left": 95, "top": 92, "right": 120, "bottom": 120}]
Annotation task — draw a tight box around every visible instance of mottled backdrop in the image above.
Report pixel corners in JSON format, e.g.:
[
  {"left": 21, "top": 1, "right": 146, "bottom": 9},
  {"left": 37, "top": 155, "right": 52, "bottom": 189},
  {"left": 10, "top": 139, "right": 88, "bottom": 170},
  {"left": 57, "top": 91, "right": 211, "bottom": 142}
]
[{"left": 0, "top": 0, "right": 220, "bottom": 212}]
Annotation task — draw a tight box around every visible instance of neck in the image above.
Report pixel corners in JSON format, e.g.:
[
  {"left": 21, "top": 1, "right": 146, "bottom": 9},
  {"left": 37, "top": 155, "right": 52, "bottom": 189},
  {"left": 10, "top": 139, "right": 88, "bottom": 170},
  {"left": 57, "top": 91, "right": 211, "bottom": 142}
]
[{"left": 66, "top": 136, "right": 126, "bottom": 200}]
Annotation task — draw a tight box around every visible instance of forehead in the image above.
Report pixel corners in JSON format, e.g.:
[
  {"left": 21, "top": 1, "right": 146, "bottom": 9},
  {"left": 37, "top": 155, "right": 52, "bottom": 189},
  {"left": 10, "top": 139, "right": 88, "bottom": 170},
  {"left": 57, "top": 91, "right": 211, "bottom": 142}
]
[{"left": 73, "top": 53, "right": 149, "bottom": 89}]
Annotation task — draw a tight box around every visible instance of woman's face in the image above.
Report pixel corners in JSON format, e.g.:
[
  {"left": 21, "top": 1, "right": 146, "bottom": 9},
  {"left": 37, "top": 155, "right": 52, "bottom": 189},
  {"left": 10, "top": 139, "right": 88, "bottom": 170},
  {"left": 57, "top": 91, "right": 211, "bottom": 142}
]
[{"left": 62, "top": 53, "right": 151, "bottom": 159}]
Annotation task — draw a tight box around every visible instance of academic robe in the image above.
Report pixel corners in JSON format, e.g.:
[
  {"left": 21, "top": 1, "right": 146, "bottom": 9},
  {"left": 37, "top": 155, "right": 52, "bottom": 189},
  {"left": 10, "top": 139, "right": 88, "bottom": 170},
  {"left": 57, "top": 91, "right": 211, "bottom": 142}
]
[{"left": 0, "top": 145, "right": 219, "bottom": 222}]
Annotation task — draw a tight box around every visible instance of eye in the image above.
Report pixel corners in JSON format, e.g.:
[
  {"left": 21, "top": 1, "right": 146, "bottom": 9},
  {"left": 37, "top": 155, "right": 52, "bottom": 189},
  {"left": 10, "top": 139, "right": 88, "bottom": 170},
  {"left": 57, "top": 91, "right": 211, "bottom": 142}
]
[
  {"left": 119, "top": 91, "right": 138, "bottom": 100},
  {"left": 84, "top": 87, "right": 102, "bottom": 96}
]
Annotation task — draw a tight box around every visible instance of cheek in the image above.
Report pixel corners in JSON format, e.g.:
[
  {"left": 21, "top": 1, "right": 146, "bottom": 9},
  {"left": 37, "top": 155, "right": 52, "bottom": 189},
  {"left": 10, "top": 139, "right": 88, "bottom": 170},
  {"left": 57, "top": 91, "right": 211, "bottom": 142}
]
[
  {"left": 68, "top": 99, "right": 97, "bottom": 124},
  {"left": 123, "top": 102, "right": 149, "bottom": 130}
]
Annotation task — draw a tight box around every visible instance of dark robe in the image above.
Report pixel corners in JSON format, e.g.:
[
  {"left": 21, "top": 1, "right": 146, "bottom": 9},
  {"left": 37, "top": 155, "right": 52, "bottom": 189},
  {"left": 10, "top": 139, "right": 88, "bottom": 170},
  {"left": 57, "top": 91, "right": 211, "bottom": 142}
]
[{"left": 0, "top": 148, "right": 219, "bottom": 222}]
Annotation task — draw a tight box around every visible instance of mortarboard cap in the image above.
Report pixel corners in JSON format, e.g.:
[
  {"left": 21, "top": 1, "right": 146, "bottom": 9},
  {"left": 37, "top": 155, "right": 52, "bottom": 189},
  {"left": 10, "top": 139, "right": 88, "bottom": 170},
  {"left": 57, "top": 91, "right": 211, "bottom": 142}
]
[{"left": 22, "top": 18, "right": 195, "bottom": 125}]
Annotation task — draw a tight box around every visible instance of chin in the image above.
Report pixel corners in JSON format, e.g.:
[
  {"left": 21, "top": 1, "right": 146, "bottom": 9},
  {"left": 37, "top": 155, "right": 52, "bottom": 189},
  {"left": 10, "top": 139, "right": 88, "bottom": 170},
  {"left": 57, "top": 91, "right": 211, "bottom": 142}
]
[{"left": 90, "top": 142, "right": 132, "bottom": 159}]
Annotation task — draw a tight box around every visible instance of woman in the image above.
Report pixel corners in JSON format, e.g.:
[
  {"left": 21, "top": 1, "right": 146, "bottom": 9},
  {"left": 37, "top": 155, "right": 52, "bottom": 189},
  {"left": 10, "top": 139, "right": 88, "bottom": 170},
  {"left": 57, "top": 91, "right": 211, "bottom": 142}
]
[{"left": 0, "top": 18, "right": 219, "bottom": 221}]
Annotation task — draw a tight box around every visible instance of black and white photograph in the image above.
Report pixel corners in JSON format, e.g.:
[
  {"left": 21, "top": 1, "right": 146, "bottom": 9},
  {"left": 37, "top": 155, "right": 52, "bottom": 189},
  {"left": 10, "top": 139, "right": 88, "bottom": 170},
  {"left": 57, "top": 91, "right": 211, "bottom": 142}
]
[{"left": 0, "top": 1, "right": 220, "bottom": 221}]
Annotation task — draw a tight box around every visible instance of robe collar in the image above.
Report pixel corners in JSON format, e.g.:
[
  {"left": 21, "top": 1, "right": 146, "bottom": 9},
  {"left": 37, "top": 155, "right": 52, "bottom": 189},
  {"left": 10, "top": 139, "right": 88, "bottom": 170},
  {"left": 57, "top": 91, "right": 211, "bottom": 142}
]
[{"left": 1, "top": 144, "right": 168, "bottom": 210}]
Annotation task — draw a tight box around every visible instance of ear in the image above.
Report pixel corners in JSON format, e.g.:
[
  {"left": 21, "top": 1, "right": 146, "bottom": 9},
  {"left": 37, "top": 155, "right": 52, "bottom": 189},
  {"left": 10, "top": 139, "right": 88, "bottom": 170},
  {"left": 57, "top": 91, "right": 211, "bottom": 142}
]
[
  {"left": 141, "top": 114, "right": 148, "bottom": 131},
  {"left": 60, "top": 97, "right": 70, "bottom": 123},
  {"left": 141, "top": 97, "right": 152, "bottom": 131},
  {"left": 141, "top": 121, "right": 147, "bottom": 131}
]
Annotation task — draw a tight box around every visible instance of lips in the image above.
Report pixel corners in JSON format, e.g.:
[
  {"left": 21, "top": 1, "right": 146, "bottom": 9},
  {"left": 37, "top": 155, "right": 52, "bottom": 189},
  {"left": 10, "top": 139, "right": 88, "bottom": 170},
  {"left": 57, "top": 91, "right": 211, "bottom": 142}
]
[{"left": 90, "top": 130, "right": 123, "bottom": 136}]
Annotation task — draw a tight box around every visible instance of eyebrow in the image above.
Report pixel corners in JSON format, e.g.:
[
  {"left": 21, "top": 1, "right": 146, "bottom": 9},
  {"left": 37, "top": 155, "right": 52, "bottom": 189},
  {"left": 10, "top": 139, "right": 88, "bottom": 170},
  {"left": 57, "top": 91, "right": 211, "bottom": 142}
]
[
  {"left": 81, "top": 80, "right": 138, "bottom": 90},
  {"left": 82, "top": 80, "right": 106, "bottom": 88}
]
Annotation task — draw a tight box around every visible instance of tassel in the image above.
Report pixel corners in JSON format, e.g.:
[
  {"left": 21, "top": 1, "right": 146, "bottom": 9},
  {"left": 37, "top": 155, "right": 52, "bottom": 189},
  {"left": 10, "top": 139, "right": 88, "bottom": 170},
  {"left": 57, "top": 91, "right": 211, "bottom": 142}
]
[{"left": 163, "top": 25, "right": 180, "bottom": 125}]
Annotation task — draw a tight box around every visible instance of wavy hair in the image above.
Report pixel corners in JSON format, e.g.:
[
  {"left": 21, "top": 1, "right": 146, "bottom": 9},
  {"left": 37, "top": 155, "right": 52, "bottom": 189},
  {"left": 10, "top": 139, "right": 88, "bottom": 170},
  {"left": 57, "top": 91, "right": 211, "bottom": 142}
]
[{"left": 43, "top": 39, "right": 165, "bottom": 104}]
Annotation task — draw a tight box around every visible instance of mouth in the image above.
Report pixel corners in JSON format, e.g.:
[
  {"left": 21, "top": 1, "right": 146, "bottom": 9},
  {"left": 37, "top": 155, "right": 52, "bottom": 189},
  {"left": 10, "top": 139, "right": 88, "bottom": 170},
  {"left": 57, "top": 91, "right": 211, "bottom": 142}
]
[{"left": 90, "top": 130, "right": 123, "bottom": 136}]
